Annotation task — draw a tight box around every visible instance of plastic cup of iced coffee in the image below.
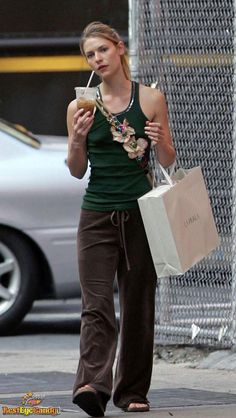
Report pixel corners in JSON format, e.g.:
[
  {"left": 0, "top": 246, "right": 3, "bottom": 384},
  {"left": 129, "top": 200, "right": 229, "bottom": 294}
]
[{"left": 75, "top": 87, "right": 97, "bottom": 114}]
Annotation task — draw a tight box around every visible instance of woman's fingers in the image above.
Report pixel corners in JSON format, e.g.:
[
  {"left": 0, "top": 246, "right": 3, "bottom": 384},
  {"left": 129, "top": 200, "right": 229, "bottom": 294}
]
[
  {"left": 70, "top": 109, "right": 94, "bottom": 149},
  {"left": 79, "top": 116, "right": 94, "bottom": 135},
  {"left": 144, "top": 121, "right": 164, "bottom": 143},
  {"left": 73, "top": 109, "right": 93, "bottom": 126},
  {"left": 73, "top": 110, "right": 94, "bottom": 135}
]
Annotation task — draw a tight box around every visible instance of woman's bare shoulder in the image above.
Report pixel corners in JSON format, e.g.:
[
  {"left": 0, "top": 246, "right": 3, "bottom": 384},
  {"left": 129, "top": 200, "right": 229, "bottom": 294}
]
[
  {"left": 139, "top": 84, "right": 167, "bottom": 119},
  {"left": 139, "top": 83, "right": 166, "bottom": 105}
]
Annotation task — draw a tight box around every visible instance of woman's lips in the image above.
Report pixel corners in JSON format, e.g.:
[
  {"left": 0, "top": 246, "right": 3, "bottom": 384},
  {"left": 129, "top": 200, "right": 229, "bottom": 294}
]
[{"left": 98, "top": 65, "right": 108, "bottom": 71}]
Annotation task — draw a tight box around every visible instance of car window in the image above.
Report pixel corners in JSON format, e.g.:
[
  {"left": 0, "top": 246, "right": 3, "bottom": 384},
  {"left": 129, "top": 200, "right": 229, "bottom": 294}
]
[{"left": 0, "top": 120, "right": 40, "bottom": 149}]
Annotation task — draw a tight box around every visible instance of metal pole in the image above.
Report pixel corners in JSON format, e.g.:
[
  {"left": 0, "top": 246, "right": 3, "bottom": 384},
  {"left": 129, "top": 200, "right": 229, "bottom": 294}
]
[
  {"left": 128, "top": 0, "right": 139, "bottom": 80},
  {"left": 231, "top": 0, "right": 236, "bottom": 350}
]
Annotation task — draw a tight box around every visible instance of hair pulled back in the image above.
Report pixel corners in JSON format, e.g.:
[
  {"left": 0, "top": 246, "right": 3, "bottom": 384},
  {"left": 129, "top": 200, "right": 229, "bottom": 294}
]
[{"left": 80, "top": 21, "right": 130, "bottom": 80}]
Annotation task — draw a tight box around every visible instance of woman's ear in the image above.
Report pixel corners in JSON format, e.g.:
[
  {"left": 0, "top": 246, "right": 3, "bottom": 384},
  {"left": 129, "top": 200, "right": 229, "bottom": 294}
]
[{"left": 117, "top": 41, "right": 125, "bottom": 56}]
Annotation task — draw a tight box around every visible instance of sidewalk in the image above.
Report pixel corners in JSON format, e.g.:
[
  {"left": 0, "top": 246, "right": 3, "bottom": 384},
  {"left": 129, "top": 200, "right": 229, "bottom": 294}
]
[{"left": 0, "top": 338, "right": 236, "bottom": 417}]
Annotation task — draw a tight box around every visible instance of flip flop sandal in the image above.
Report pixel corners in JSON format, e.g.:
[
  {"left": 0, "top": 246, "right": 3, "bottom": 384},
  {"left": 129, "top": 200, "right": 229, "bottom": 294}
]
[{"left": 73, "top": 386, "right": 105, "bottom": 417}]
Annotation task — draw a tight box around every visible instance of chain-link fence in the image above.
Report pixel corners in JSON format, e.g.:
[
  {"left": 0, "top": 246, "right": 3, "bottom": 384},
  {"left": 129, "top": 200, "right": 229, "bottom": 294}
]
[{"left": 129, "top": 0, "right": 235, "bottom": 348}]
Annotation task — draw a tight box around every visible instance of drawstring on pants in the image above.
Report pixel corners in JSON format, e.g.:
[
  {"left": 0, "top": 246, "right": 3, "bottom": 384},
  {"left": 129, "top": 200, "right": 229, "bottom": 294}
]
[{"left": 110, "top": 210, "right": 131, "bottom": 271}]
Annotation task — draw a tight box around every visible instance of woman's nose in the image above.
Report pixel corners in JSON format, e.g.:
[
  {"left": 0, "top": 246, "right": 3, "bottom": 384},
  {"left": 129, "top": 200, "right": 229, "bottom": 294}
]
[{"left": 95, "top": 52, "right": 102, "bottom": 62}]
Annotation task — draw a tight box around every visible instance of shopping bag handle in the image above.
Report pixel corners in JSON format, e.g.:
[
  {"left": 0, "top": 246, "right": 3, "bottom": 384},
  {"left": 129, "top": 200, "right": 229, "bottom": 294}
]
[
  {"left": 149, "top": 142, "right": 175, "bottom": 187},
  {"left": 158, "top": 162, "right": 174, "bottom": 186}
]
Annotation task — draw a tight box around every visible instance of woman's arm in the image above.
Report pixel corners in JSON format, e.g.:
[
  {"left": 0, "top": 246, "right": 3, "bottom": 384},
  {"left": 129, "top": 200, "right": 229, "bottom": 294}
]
[
  {"left": 66, "top": 100, "right": 94, "bottom": 179},
  {"left": 141, "top": 86, "right": 176, "bottom": 168}
]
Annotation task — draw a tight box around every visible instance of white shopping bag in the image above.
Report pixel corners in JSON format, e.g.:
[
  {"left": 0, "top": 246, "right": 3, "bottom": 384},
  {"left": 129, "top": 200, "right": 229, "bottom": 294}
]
[{"left": 138, "top": 166, "right": 220, "bottom": 277}]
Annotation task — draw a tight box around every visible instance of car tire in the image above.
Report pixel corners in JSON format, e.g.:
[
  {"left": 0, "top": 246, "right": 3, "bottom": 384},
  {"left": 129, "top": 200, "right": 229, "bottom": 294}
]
[{"left": 0, "top": 228, "right": 38, "bottom": 334}]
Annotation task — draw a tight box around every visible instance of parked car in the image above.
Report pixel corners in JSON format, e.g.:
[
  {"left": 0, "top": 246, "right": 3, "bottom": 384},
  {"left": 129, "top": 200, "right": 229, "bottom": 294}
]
[{"left": 0, "top": 119, "right": 89, "bottom": 334}]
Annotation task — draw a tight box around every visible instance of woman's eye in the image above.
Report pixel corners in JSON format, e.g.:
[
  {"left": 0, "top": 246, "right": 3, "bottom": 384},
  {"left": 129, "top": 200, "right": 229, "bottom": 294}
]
[
  {"left": 101, "top": 47, "right": 108, "bottom": 52},
  {"left": 86, "top": 53, "right": 94, "bottom": 59}
]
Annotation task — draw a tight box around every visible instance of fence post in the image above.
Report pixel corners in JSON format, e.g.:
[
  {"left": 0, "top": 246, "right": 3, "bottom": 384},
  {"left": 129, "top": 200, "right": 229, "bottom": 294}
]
[
  {"left": 231, "top": 0, "right": 236, "bottom": 351},
  {"left": 128, "top": 0, "right": 139, "bottom": 81}
]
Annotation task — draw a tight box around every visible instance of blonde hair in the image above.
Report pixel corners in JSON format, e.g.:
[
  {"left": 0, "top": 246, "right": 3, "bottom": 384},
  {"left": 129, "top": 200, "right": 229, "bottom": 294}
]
[{"left": 80, "top": 21, "right": 130, "bottom": 80}]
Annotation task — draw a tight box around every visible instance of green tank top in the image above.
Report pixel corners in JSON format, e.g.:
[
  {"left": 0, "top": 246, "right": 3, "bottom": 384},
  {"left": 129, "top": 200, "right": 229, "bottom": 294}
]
[{"left": 82, "top": 81, "right": 152, "bottom": 211}]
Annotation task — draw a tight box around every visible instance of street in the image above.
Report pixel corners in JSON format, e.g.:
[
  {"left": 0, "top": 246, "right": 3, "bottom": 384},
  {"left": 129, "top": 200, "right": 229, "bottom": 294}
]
[{"left": 0, "top": 299, "right": 236, "bottom": 417}]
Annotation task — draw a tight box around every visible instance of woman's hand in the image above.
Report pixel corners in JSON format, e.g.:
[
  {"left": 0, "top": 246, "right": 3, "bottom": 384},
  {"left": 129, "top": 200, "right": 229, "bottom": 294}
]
[
  {"left": 71, "top": 108, "right": 94, "bottom": 148},
  {"left": 144, "top": 121, "right": 165, "bottom": 145}
]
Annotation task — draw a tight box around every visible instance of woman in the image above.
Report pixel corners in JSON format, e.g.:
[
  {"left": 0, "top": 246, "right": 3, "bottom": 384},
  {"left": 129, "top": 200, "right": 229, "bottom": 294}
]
[{"left": 67, "top": 21, "right": 175, "bottom": 417}]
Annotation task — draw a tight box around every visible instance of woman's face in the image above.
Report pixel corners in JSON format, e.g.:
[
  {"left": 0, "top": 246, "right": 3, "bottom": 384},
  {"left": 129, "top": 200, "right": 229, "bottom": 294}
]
[{"left": 83, "top": 36, "right": 125, "bottom": 79}]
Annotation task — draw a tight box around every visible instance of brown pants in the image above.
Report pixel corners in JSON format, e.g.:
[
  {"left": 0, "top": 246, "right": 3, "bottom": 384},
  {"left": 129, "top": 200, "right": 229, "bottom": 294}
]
[{"left": 73, "top": 208, "right": 157, "bottom": 408}]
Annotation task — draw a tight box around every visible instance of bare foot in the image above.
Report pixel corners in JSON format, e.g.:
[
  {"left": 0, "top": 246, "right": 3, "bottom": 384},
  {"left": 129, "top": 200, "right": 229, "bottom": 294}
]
[{"left": 127, "top": 402, "right": 150, "bottom": 412}]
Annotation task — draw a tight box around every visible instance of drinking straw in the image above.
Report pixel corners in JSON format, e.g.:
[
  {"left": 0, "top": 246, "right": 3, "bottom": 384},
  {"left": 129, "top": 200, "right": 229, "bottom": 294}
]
[{"left": 84, "top": 71, "right": 95, "bottom": 94}]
